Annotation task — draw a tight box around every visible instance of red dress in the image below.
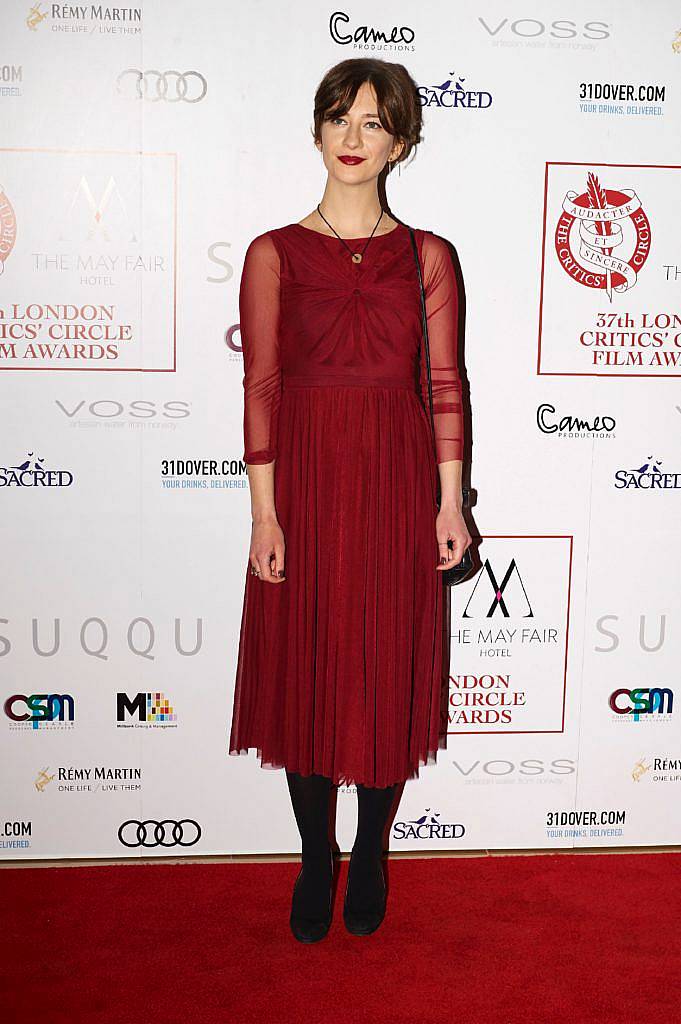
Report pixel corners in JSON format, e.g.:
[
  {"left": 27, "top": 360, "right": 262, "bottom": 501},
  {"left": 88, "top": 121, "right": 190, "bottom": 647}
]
[{"left": 228, "top": 221, "right": 464, "bottom": 788}]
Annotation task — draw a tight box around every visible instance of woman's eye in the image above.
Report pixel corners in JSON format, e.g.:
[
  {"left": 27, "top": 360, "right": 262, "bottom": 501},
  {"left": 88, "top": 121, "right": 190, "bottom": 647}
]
[{"left": 331, "top": 117, "right": 383, "bottom": 130}]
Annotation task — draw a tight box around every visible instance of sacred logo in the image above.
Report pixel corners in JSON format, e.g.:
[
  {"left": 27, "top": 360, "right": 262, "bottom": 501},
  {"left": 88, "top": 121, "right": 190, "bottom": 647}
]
[
  {"left": 554, "top": 171, "right": 651, "bottom": 300},
  {"left": 0, "top": 183, "right": 17, "bottom": 275}
]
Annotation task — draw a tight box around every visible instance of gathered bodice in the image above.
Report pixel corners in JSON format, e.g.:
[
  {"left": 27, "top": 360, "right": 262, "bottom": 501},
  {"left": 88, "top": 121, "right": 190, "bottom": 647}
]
[{"left": 238, "top": 221, "right": 464, "bottom": 465}]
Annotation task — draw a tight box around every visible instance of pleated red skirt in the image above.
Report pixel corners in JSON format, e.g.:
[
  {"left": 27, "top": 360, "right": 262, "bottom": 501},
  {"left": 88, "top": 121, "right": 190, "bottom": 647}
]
[{"left": 229, "top": 376, "right": 449, "bottom": 788}]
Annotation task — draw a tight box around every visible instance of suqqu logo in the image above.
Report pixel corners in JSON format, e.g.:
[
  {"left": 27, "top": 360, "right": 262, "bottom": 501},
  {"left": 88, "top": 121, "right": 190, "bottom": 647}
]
[
  {"left": 0, "top": 452, "right": 74, "bottom": 487},
  {"left": 329, "top": 11, "right": 415, "bottom": 48}
]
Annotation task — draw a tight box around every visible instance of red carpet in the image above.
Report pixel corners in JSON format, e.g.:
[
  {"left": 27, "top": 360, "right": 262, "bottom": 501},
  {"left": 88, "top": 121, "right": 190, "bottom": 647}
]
[{"left": 2, "top": 851, "right": 679, "bottom": 1024}]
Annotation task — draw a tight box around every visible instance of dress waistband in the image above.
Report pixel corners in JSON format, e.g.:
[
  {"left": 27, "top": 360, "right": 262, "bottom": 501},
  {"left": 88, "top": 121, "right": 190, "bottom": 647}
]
[{"left": 282, "top": 372, "right": 415, "bottom": 390}]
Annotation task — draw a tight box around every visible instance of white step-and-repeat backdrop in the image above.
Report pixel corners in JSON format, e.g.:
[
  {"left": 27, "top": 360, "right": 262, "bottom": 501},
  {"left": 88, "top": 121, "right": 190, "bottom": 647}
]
[{"left": 2, "top": 1, "right": 680, "bottom": 858}]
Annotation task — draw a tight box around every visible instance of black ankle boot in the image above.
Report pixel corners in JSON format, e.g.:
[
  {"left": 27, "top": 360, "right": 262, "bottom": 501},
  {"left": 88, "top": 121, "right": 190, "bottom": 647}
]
[
  {"left": 343, "top": 847, "right": 387, "bottom": 936},
  {"left": 289, "top": 846, "right": 334, "bottom": 943}
]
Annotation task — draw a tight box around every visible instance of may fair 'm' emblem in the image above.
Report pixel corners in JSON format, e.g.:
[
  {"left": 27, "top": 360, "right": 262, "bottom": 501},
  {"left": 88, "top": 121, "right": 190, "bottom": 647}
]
[
  {"left": 0, "top": 185, "right": 17, "bottom": 275},
  {"left": 554, "top": 172, "right": 651, "bottom": 301}
]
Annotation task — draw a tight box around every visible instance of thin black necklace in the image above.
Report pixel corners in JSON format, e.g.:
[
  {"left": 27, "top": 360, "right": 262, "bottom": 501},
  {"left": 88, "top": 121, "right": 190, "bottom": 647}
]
[{"left": 315, "top": 203, "right": 384, "bottom": 264}]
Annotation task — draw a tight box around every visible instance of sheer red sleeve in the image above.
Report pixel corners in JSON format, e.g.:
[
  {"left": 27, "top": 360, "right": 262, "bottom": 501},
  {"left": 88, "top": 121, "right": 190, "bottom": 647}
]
[
  {"left": 239, "top": 232, "right": 282, "bottom": 465},
  {"left": 418, "top": 231, "right": 464, "bottom": 464}
]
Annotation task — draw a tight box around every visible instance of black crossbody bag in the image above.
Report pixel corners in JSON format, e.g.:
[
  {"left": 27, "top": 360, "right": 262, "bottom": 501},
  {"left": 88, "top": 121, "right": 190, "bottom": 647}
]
[{"left": 407, "top": 226, "right": 474, "bottom": 585}]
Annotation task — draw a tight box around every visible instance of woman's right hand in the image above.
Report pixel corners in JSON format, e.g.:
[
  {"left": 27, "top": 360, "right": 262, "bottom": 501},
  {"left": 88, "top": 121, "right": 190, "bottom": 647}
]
[{"left": 249, "top": 513, "right": 286, "bottom": 583}]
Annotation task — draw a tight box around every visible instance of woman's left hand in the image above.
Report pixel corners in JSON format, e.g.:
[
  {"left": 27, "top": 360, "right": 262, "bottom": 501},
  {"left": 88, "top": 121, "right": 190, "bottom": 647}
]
[{"left": 435, "top": 504, "right": 471, "bottom": 571}]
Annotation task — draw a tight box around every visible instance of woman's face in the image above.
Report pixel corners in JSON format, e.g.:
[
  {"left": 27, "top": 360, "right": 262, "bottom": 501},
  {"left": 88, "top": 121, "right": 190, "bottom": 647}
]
[{"left": 316, "top": 80, "right": 404, "bottom": 183}]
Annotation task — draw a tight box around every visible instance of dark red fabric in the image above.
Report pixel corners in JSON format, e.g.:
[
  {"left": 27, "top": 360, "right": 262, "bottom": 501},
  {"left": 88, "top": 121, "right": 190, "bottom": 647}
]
[
  {"left": 229, "top": 222, "right": 464, "bottom": 786},
  {"left": 239, "top": 223, "right": 463, "bottom": 466}
]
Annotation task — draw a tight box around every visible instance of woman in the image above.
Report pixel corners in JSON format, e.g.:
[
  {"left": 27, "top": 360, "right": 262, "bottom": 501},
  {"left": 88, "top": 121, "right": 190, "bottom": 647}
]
[{"left": 229, "top": 57, "right": 471, "bottom": 942}]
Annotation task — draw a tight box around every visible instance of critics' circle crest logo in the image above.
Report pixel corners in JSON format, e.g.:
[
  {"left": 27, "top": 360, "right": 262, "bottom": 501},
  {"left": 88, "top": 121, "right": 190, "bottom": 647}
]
[
  {"left": 0, "top": 184, "right": 17, "bottom": 275},
  {"left": 554, "top": 171, "right": 651, "bottom": 300}
]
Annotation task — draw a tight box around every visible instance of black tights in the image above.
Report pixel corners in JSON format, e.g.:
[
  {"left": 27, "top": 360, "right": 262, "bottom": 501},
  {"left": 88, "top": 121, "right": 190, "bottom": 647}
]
[{"left": 285, "top": 770, "right": 397, "bottom": 915}]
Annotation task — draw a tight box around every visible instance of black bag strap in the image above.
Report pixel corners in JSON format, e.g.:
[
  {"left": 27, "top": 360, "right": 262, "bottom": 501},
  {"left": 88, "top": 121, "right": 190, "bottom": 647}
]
[
  {"left": 407, "top": 225, "right": 437, "bottom": 464},
  {"left": 407, "top": 225, "right": 468, "bottom": 508}
]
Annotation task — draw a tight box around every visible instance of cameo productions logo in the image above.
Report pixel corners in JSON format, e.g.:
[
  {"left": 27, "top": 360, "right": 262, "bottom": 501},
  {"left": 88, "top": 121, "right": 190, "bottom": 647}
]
[
  {"left": 116, "top": 69, "right": 207, "bottom": 102},
  {"left": 417, "top": 69, "right": 493, "bottom": 110},
  {"left": 118, "top": 818, "right": 201, "bottom": 848},
  {"left": 631, "top": 756, "right": 681, "bottom": 784},
  {"left": 392, "top": 808, "right": 465, "bottom": 841},
  {"left": 329, "top": 11, "right": 416, "bottom": 49},
  {"left": 555, "top": 171, "right": 651, "bottom": 301},
  {"left": 0, "top": 183, "right": 17, "bottom": 274},
  {"left": 613, "top": 455, "right": 681, "bottom": 490},
  {"left": 536, "top": 402, "right": 616, "bottom": 440},
  {"left": 4, "top": 693, "right": 75, "bottom": 730},
  {"left": 609, "top": 687, "right": 674, "bottom": 722},
  {"left": 117, "top": 692, "right": 177, "bottom": 728},
  {"left": 35, "top": 765, "right": 142, "bottom": 793},
  {"left": 0, "top": 451, "right": 74, "bottom": 487}
]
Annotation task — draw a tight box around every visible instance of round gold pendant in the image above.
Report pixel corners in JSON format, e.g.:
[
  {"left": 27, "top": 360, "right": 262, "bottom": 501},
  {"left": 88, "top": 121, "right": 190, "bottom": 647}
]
[{"left": 352, "top": 252, "right": 363, "bottom": 264}]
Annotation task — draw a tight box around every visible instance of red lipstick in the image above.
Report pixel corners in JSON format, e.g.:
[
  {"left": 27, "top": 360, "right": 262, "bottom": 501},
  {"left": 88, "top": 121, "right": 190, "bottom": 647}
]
[{"left": 338, "top": 155, "right": 366, "bottom": 165}]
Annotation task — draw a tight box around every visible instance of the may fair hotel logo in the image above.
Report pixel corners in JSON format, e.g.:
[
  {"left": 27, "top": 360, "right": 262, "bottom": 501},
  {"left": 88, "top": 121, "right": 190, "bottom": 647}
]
[
  {"left": 26, "top": 3, "right": 142, "bottom": 36},
  {"left": 0, "top": 149, "right": 176, "bottom": 371},
  {"left": 447, "top": 537, "right": 571, "bottom": 736},
  {"left": 537, "top": 162, "right": 681, "bottom": 378}
]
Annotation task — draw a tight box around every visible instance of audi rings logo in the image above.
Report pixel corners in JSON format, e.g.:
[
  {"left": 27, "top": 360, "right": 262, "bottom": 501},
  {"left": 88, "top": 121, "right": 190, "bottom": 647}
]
[
  {"left": 116, "top": 69, "right": 207, "bottom": 103},
  {"left": 118, "top": 818, "right": 202, "bottom": 848}
]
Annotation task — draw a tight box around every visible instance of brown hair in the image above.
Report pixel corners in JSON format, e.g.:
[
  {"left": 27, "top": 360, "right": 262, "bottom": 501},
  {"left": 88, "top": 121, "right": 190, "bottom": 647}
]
[{"left": 311, "top": 58, "right": 422, "bottom": 172}]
